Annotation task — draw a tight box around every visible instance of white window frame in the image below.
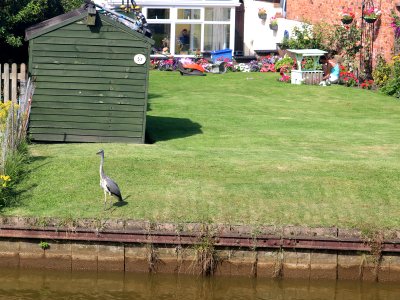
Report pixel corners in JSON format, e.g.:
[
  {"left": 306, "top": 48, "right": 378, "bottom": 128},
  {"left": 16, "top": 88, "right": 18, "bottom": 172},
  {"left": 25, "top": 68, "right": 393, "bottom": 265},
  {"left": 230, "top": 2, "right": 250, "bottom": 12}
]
[{"left": 143, "top": 5, "right": 236, "bottom": 57}]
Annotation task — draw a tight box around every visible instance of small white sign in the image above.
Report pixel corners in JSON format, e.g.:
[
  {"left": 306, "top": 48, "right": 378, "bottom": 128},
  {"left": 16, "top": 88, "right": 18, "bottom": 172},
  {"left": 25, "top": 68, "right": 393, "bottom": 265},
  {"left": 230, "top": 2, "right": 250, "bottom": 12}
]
[{"left": 134, "top": 54, "right": 146, "bottom": 65}]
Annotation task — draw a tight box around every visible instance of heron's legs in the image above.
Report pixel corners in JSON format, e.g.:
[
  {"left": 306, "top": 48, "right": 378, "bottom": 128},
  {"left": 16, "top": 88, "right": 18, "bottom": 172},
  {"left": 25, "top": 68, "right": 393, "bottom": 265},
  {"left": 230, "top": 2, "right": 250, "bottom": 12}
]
[{"left": 104, "top": 190, "right": 107, "bottom": 210}]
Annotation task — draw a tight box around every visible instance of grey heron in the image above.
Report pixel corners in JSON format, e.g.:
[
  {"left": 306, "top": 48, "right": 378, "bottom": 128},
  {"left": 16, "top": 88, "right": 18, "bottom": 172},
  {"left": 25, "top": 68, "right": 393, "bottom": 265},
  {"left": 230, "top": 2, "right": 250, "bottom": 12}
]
[{"left": 96, "top": 149, "right": 123, "bottom": 209}]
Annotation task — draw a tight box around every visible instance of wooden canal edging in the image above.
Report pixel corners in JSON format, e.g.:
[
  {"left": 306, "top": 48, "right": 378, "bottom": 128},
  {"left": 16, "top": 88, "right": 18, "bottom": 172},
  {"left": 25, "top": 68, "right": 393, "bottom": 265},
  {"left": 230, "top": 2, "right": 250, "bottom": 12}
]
[
  {"left": 1, "top": 222, "right": 400, "bottom": 253},
  {"left": 0, "top": 217, "right": 399, "bottom": 281}
]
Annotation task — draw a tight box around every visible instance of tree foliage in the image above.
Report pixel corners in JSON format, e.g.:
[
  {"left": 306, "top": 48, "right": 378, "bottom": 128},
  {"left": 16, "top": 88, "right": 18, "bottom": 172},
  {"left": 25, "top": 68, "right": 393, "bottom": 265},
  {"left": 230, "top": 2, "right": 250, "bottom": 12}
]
[{"left": 0, "top": 0, "right": 82, "bottom": 48}]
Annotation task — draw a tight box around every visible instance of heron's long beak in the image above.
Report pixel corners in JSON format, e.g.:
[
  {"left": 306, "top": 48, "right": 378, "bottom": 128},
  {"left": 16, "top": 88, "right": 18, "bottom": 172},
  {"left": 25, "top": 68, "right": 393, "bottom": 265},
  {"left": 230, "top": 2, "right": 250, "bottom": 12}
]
[{"left": 96, "top": 150, "right": 103, "bottom": 155}]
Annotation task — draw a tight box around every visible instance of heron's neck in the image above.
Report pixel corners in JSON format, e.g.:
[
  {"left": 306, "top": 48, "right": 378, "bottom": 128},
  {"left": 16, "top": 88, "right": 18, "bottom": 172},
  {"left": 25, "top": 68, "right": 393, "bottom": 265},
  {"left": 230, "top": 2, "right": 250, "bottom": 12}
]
[{"left": 99, "top": 154, "right": 105, "bottom": 178}]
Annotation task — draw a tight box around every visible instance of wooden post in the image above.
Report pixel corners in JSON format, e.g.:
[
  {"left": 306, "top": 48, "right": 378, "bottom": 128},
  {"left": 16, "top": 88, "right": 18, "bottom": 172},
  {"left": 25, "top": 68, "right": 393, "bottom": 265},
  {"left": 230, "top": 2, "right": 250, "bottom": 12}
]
[
  {"left": 11, "top": 63, "right": 18, "bottom": 103},
  {"left": 18, "top": 64, "right": 27, "bottom": 103},
  {"left": 3, "top": 63, "right": 10, "bottom": 103}
]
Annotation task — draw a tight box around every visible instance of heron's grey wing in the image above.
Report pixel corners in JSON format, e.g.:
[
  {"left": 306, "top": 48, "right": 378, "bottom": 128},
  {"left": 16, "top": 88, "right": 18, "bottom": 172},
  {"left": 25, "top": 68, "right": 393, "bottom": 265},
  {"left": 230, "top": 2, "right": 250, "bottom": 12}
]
[{"left": 104, "top": 176, "right": 122, "bottom": 200}]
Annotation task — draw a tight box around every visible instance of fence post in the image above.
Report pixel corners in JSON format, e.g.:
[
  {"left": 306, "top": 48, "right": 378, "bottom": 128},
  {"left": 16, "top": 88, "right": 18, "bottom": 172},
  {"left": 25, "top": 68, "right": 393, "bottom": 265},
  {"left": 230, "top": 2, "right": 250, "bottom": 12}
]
[
  {"left": 11, "top": 64, "right": 18, "bottom": 103},
  {"left": 3, "top": 63, "right": 10, "bottom": 103},
  {"left": 18, "top": 64, "right": 27, "bottom": 104},
  {"left": 0, "top": 63, "right": 27, "bottom": 104}
]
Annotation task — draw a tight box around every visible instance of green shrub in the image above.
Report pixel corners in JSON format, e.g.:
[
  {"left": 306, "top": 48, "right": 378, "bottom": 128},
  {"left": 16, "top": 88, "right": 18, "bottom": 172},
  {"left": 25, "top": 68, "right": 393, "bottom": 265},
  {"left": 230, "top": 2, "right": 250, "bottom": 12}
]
[
  {"left": 380, "top": 55, "right": 400, "bottom": 98},
  {"left": 280, "top": 23, "right": 325, "bottom": 50},
  {"left": 39, "top": 241, "right": 50, "bottom": 250},
  {"left": 303, "top": 57, "right": 321, "bottom": 71},
  {"left": 372, "top": 56, "right": 391, "bottom": 88},
  {"left": 0, "top": 96, "right": 31, "bottom": 207},
  {"left": 0, "top": 141, "right": 29, "bottom": 207},
  {"left": 275, "top": 55, "right": 295, "bottom": 71}
]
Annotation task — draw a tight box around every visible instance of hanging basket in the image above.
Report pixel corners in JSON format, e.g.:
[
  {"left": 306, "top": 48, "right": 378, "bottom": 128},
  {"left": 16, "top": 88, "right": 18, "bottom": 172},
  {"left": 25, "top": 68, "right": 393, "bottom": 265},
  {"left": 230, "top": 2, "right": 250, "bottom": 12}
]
[
  {"left": 269, "top": 24, "right": 278, "bottom": 30},
  {"left": 341, "top": 18, "right": 353, "bottom": 25},
  {"left": 364, "top": 17, "right": 377, "bottom": 23},
  {"left": 258, "top": 13, "right": 267, "bottom": 20}
]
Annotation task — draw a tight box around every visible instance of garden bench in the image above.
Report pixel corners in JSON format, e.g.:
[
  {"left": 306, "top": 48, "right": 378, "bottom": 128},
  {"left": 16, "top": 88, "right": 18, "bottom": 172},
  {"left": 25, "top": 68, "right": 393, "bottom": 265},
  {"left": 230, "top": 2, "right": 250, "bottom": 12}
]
[{"left": 287, "top": 49, "right": 327, "bottom": 85}]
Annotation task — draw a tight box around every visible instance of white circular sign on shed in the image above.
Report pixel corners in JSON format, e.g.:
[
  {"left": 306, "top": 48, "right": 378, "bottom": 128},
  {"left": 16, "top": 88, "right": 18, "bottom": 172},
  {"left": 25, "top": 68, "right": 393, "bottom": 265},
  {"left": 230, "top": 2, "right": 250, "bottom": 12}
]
[{"left": 134, "top": 54, "right": 146, "bottom": 65}]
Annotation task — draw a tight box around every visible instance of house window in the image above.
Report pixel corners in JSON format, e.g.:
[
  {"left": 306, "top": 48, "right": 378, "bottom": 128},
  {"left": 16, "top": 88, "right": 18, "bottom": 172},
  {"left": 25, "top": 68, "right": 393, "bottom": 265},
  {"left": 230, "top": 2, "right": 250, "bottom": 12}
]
[
  {"left": 144, "top": 4, "right": 236, "bottom": 56},
  {"left": 147, "top": 8, "right": 170, "bottom": 19},
  {"left": 175, "top": 24, "right": 201, "bottom": 54},
  {"left": 204, "top": 24, "right": 230, "bottom": 51},
  {"left": 205, "top": 7, "right": 231, "bottom": 21},
  {"left": 177, "top": 9, "right": 201, "bottom": 20},
  {"left": 147, "top": 24, "right": 171, "bottom": 53}
]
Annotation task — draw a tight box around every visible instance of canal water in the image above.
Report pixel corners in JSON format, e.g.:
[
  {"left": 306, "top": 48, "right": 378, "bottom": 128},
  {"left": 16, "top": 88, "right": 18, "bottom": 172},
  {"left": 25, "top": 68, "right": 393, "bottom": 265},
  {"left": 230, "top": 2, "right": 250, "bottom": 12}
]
[{"left": 0, "top": 268, "right": 399, "bottom": 300}]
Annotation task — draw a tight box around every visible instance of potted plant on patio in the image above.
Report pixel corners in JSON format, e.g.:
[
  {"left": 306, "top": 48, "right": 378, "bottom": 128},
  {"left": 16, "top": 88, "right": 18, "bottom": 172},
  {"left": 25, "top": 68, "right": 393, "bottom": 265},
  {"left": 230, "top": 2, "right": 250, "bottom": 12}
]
[
  {"left": 340, "top": 8, "right": 355, "bottom": 24},
  {"left": 269, "top": 16, "right": 278, "bottom": 30},
  {"left": 363, "top": 7, "right": 381, "bottom": 23},
  {"left": 258, "top": 8, "right": 267, "bottom": 20}
]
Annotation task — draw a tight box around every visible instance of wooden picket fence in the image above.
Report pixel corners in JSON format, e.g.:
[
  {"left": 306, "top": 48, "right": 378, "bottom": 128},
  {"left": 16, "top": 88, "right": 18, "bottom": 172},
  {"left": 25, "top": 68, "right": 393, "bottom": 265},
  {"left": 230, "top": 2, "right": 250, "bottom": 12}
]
[{"left": 0, "top": 63, "right": 27, "bottom": 103}]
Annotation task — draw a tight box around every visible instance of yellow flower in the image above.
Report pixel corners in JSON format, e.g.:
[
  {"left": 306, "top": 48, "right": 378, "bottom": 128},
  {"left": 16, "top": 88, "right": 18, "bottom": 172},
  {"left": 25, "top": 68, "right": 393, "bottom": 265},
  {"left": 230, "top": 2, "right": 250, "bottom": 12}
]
[
  {"left": 0, "top": 101, "right": 20, "bottom": 130},
  {"left": 0, "top": 175, "right": 11, "bottom": 181},
  {"left": 0, "top": 175, "right": 11, "bottom": 188}
]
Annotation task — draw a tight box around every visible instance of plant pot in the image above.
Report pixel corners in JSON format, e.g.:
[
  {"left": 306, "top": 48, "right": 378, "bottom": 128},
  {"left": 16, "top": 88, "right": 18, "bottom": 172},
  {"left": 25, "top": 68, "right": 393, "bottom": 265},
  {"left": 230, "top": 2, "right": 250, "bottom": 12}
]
[
  {"left": 269, "top": 24, "right": 278, "bottom": 30},
  {"left": 258, "top": 13, "right": 267, "bottom": 20},
  {"left": 364, "top": 17, "right": 377, "bottom": 23},
  {"left": 341, "top": 18, "right": 353, "bottom": 24}
]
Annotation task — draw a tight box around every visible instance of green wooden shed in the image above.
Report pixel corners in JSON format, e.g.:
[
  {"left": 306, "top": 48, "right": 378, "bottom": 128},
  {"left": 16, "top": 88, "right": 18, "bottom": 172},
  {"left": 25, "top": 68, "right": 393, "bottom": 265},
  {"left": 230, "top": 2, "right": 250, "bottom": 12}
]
[{"left": 25, "top": 5, "right": 154, "bottom": 143}]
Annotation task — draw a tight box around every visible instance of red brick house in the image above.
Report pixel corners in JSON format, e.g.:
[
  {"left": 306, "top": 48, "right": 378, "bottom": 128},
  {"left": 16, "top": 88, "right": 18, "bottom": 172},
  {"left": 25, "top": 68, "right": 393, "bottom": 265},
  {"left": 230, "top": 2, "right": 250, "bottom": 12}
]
[{"left": 286, "top": 0, "right": 399, "bottom": 63}]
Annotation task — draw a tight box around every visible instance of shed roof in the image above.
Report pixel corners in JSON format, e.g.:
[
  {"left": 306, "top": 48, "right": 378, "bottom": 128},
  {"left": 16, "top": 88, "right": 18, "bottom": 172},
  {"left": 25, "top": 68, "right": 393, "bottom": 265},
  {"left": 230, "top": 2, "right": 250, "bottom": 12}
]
[
  {"left": 25, "top": 8, "right": 86, "bottom": 41},
  {"left": 25, "top": 5, "right": 154, "bottom": 45}
]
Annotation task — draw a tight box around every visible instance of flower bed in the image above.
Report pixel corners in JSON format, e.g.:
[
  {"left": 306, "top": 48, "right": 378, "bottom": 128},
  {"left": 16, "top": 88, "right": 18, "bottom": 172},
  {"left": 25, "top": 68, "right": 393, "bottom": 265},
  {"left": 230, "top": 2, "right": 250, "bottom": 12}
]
[
  {"left": 339, "top": 65, "right": 359, "bottom": 86},
  {"left": 151, "top": 55, "right": 280, "bottom": 73},
  {"left": 150, "top": 53, "right": 384, "bottom": 93}
]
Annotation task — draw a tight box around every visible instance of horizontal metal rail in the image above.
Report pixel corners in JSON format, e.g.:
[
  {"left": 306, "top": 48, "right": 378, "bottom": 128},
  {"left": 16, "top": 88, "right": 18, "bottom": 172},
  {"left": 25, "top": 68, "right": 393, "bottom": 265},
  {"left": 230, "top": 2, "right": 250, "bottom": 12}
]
[{"left": 0, "top": 226, "right": 399, "bottom": 253}]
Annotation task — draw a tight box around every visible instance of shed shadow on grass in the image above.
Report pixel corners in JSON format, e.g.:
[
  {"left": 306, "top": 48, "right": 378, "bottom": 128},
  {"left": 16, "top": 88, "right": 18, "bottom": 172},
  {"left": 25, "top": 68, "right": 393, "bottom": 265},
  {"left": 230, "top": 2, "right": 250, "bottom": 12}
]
[
  {"left": 145, "top": 116, "right": 202, "bottom": 143},
  {"left": 147, "top": 93, "right": 164, "bottom": 112}
]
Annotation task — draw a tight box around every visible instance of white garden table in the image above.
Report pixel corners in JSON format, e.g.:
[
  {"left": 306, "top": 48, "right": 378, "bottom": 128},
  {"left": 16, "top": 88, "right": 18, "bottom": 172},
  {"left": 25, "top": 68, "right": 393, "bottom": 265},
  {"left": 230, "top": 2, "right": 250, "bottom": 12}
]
[{"left": 287, "top": 49, "right": 327, "bottom": 85}]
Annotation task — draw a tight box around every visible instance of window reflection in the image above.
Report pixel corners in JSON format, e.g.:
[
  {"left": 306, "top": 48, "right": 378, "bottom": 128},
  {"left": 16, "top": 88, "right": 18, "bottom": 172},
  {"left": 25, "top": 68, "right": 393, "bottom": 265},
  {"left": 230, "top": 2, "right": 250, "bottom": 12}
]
[
  {"left": 204, "top": 24, "right": 230, "bottom": 51},
  {"left": 148, "top": 24, "right": 171, "bottom": 54},
  {"left": 177, "top": 9, "right": 200, "bottom": 20},
  {"left": 147, "top": 8, "right": 170, "bottom": 19},
  {"left": 205, "top": 8, "right": 230, "bottom": 21},
  {"left": 175, "top": 24, "right": 201, "bottom": 55}
]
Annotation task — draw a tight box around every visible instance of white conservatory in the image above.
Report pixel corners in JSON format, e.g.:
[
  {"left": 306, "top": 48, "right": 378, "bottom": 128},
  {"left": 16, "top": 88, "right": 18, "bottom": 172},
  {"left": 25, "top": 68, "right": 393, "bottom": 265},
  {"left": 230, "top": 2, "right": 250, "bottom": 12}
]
[
  {"left": 97, "top": 0, "right": 241, "bottom": 56},
  {"left": 95, "top": 0, "right": 301, "bottom": 57}
]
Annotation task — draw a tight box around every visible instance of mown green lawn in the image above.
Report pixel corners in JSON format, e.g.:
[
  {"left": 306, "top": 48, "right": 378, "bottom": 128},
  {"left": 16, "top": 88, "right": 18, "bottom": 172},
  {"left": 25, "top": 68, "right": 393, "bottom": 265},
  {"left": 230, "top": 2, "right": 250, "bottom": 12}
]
[{"left": 6, "top": 72, "right": 400, "bottom": 230}]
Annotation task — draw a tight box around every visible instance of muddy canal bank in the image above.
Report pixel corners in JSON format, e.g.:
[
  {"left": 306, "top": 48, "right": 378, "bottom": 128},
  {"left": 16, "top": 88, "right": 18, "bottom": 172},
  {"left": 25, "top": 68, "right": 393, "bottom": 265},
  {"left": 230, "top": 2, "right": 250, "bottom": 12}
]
[{"left": 0, "top": 217, "right": 399, "bottom": 282}]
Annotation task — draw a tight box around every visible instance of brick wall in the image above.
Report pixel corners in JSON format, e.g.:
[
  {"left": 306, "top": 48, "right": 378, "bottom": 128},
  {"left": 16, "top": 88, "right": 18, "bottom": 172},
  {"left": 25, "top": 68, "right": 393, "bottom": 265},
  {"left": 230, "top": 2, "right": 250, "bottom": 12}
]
[{"left": 286, "top": 0, "right": 397, "bottom": 63}]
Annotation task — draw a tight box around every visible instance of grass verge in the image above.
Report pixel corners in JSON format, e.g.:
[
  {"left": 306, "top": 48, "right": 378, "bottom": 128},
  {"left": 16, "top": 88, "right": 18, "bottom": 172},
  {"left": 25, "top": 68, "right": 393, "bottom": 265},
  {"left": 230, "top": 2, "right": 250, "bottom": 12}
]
[{"left": 5, "top": 72, "right": 400, "bottom": 230}]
